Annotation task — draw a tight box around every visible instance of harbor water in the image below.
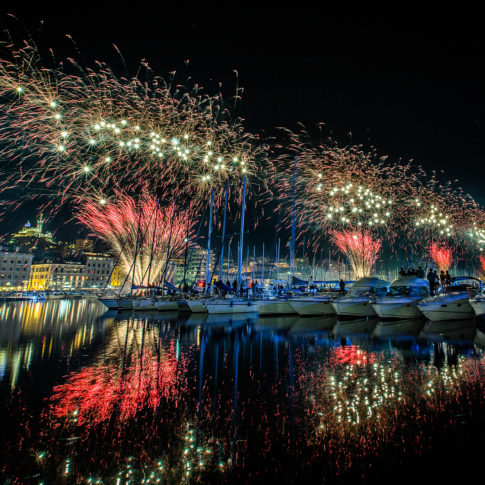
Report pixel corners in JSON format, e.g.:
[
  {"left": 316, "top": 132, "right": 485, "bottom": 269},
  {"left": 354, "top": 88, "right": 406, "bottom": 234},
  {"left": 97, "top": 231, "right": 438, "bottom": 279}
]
[{"left": 1, "top": 299, "right": 484, "bottom": 483}]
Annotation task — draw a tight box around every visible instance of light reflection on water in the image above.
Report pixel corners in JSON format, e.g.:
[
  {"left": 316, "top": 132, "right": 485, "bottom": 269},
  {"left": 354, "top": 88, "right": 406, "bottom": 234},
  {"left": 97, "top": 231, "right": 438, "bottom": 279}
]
[{"left": 0, "top": 300, "right": 484, "bottom": 483}]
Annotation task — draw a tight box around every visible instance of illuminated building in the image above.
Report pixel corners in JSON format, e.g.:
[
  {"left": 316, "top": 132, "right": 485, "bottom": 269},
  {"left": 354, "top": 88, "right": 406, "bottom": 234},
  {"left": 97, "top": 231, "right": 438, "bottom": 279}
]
[
  {"left": 75, "top": 239, "right": 94, "bottom": 251},
  {"left": 28, "top": 263, "right": 86, "bottom": 291},
  {"left": 174, "top": 245, "right": 216, "bottom": 286},
  {"left": 0, "top": 250, "right": 33, "bottom": 291},
  {"left": 9, "top": 214, "right": 57, "bottom": 251},
  {"left": 83, "top": 253, "right": 113, "bottom": 289},
  {"left": 109, "top": 264, "right": 124, "bottom": 289}
]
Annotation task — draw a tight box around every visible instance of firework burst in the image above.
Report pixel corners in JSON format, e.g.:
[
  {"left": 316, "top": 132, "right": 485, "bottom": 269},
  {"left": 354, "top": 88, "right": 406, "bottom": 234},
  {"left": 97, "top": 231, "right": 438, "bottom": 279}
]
[
  {"left": 77, "top": 191, "right": 193, "bottom": 288},
  {"left": 331, "top": 230, "right": 382, "bottom": 279},
  {"left": 430, "top": 243, "right": 452, "bottom": 272},
  {"left": 0, "top": 39, "right": 268, "bottom": 217}
]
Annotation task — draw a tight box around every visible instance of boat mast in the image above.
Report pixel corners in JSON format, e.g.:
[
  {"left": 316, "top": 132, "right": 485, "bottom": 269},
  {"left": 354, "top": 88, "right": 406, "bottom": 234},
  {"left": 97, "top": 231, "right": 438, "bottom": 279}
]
[
  {"left": 205, "top": 188, "right": 214, "bottom": 294},
  {"left": 219, "top": 179, "right": 229, "bottom": 283},
  {"left": 237, "top": 175, "right": 247, "bottom": 292}
]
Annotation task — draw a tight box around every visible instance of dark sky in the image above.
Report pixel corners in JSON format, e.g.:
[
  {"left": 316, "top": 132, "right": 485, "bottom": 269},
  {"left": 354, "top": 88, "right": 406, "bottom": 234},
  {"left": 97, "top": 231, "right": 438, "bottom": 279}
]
[{"left": 1, "top": 9, "right": 483, "bottom": 240}]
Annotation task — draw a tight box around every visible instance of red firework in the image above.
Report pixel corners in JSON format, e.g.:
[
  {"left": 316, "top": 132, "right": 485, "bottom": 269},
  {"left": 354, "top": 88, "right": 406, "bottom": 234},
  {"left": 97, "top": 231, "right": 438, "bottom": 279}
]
[
  {"left": 480, "top": 255, "right": 485, "bottom": 274},
  {"left": 77, "top": 191, "right": 193, "bottom": 287},
  {"left": 331, "top": 230, "right": 382, "bottom": 279},
  {"left": 430, "top": 243, "right": 452, "bottom": 272}
]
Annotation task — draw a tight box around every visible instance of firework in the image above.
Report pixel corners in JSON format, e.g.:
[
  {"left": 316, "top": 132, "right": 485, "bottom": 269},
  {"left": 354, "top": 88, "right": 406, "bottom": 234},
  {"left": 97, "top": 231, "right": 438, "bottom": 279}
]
[
  {"left": 430, "top": 243, "right": 452, "bottom": 272},
  {"left": 0, "top": 40, "right": 267, "bottom": 217},
  {"left": 271, "top": 126, "right": 485, "bottom": 257},
  {"left": 331, "top": 230, "right": 381, "bottom": 279},
  {"left": 480, "top": 255, "right": 485, "bottom": 275},
  {"left": 77, "top": 191, "right": 193, "bottom": 288}
]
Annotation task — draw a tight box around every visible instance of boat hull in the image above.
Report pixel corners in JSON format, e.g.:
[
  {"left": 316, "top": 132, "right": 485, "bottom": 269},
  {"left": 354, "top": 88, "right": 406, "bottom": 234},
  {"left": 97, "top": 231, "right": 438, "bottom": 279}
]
[
  {"left": 256, "top": 300, "right": 296, "bottom": 315},
  {"left": 372, "top": 298, "right": 422, "bottom": 319},
  {"left": 417, "top": 298, "right": 474, "bottom": 321},
  {"left": 205, "top": 299, "right": 259, "bottom": 314},
  {"left": 186, "top": 300, "right": 208, "bottom": 313},
  {"left": 470, "top": 299, "right": 485, "bottom": 317},
  {"left": 331, "top": 298, "right": 376, "bottom": 317},
  {"left": 289, "top": 298, "right": 335, "bottom": 316}
]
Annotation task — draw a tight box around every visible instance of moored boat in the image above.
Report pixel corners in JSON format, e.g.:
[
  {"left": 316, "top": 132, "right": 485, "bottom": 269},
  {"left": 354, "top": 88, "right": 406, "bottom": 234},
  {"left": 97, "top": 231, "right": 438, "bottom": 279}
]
[
  {"left": 372, "top": 276, "right": 430, "bottom": 319},
  {"left": 289, "top": 296, "right": 335, "bottom": 316},
  {"left": 331, "top": 277, "right": 389, "bottom": 317}
]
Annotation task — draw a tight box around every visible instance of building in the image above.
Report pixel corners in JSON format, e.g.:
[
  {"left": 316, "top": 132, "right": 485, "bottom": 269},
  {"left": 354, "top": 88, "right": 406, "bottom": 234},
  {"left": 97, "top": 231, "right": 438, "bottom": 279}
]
[
  {"left": 28, "top": 262, "right": 86, "bottom": 291},
  {"left": 0, "top": 250, "right": 33, "bottom": 291},
  {"left": 110, "top": 264, "right": 125, "bottom": 289},
  {"left": 83, "top": 253, "right": 114, "bottom": 289},
  {"left": 75, "top": 239, "right": 94, "bottom": 252},
  {"left": 175, "top": 245, "right": 216, "bottom": 286},
  {"left": 10, "top": 214, "right": 57, "bottom": 252}
]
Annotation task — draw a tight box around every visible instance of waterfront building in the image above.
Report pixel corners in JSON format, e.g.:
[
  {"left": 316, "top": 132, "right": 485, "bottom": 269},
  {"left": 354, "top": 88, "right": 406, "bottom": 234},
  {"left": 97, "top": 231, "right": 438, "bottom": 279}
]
[
  {"left": 0, "top": 250, "right": 33, "bottom": 291},
  {"left": 83, "top": 253, "right": 113, "bottom": 289},
  {"left": 109, "top": 264, "right": 125, "bottom": 289},
  {"left": 28, "top": 262, "right": 86, "bottom": 291}
]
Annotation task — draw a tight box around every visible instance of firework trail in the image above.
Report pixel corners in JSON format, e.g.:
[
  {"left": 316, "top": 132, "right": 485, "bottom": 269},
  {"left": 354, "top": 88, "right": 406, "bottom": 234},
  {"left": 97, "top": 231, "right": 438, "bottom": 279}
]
[
  {"left": 77, "top": 191, "right": 193, "bottom": 287},
  {"left": 331, "top": 230, "right": 382, "bottom": 279},
  {"left": 479, "top": 255, "right": 485, "bottom": 275},
  {"left": 0, "top": 38, "right": 268, "bottom": 218},
  {"left": 430, "top": 243, "right": 452, "bottom": 272}
]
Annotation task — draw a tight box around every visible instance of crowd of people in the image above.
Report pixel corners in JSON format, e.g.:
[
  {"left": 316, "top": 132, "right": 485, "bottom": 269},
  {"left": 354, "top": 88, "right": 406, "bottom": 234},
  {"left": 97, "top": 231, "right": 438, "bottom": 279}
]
[{"left": 399, "top": 266, "right": 452, "bottom": 296}]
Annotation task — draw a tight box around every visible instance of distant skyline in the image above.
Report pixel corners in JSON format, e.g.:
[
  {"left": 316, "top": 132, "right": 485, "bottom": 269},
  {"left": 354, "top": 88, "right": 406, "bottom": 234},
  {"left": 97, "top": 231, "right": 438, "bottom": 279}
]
[{"left": 0, "top": 10, "right": 483, "bottom": 241}]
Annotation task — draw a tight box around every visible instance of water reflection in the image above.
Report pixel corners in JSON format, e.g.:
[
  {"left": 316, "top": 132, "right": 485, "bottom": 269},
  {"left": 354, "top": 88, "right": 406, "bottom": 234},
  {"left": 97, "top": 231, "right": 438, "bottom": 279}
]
[
  {"left": 0, "top": 301, "right": 484, "bottom": 483},
  {"left": 0, "top": 299, "right": 108, "bottom": 389}
]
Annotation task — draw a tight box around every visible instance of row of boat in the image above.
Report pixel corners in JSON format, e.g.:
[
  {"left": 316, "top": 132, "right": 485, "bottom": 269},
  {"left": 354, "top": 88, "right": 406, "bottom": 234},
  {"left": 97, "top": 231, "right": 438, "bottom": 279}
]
[{"left": 99, "top": 275, "right": 485, "bottom": 321}]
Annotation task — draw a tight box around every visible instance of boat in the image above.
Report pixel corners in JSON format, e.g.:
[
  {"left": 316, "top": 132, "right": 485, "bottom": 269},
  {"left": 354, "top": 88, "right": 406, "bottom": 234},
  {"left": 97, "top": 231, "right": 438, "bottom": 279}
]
[
  {"left": 204, "top": 297, "right": 260, "bottom": 314},
  {"left": 470, "top": 294, "right": 485, "bottom": 317},
  {"left": 372, "top": 276, "right": 430, "bottom": 319},
  {"left": 254, "top": 296, "right": 297, "bottom": 315},
  {"left": 185, "top": 299, "right": 208, "bottom": 313},
  {"left": 331, "top": 277, "right": 390, "bottom": 317},
  {"left": 417, "top": 277, "right": 481, "bottom": 321},
  {"left": 289, "top": 295, "right": 335, "bottom": 316}
]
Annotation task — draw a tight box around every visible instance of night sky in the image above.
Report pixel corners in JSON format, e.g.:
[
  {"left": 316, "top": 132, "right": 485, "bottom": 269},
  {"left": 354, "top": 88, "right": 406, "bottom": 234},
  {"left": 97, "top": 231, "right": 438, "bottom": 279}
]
[{"left": 0, "top": 9, "right": 483, "bottom": 241}]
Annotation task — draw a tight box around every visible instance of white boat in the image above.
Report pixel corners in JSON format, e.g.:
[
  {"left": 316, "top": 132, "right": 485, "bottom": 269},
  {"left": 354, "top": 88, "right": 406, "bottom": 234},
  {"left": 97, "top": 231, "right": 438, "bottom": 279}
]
[
  {"left": 416, "top": 278, "right": 481, "bottom": 321},
  {"left": 254, "top": 297, "right": 297, "bottom": 315},
  {"left": 186, "top": 299, "right": 208, "bottom": 313},
  {"left": 331, "top": 277, "right": 390, "bottom": 317},
  {"left": 372, "top": 276, "right": 430, "bottom": 319},
  {"left": 204, "top": 297, "right": 260, "bottom": 314},
  {"left": 289, "top": 296, "right": 335, "bottom": 316},
  {"left": 417, "top": 292, "right": 475, "bottom": 321},
  {"left": 470, "top": 295, "right": 485, "bottom": 317}
]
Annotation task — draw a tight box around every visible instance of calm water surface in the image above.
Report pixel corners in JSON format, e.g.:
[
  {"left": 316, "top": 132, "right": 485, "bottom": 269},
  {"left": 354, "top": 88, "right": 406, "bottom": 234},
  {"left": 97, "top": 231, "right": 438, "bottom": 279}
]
[{"left": 1, "top": 299, "right": 484, "bottom": 484}]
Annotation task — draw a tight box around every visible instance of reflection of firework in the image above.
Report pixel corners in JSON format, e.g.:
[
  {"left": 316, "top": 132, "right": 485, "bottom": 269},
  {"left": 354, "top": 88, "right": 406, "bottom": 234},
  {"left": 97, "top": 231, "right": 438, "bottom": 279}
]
[
  {"left": 430, "top": 243, "right": 452, "bottom": 272},
  {"left": 50, "top": 334, "right": 186, "bottom": 426},
  {"left": 77, "top": 192, "right": 193, "bottom": 286},
  {"left": 331, "top": 230, "right": 381, "bottom": 279},
  {"left": 0, "top": 41, "right": 267, "bottom": 215}
]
